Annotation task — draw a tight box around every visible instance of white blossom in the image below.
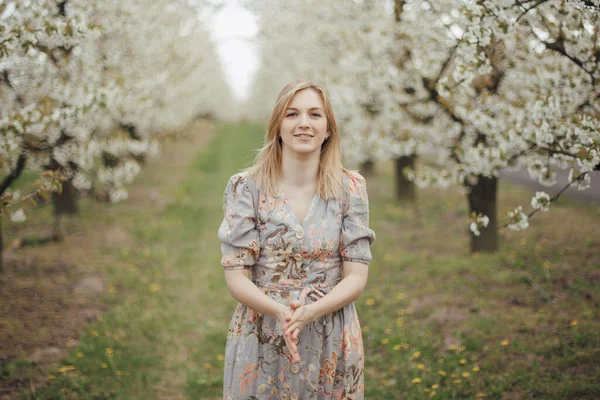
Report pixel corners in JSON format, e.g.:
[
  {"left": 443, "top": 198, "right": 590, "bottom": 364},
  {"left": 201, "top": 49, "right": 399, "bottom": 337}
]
[{"left": 530, "top": 191, "right": 551, "bottom": 212}]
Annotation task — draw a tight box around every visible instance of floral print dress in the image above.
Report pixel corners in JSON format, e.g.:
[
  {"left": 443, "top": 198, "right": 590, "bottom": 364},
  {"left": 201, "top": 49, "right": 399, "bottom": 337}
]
[{"left": 218, "top": 169, "right": 375, "bottom": 400}]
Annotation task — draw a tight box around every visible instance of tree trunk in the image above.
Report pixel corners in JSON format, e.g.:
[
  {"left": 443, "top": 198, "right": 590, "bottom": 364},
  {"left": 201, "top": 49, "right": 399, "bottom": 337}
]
[
  {"left": 359, "top": 159, "right": 374, "bottom": 177},
  {"left": 466, "top": 175, "right": 498, "bottom": 253},
  {"left": 0, "top": 217, "right": 3, "bottom": 273},
  {"left": 52, "top": 179, "right": 79, "bottom": 241},
  {"left": 394, "top": 155, "right": 416, "bottom": 202}
]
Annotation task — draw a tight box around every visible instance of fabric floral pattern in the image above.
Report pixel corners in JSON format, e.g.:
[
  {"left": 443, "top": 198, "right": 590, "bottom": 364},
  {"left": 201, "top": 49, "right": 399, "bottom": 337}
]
[{"left": 218, "top": 170, "right": 375, "bottom": 399}]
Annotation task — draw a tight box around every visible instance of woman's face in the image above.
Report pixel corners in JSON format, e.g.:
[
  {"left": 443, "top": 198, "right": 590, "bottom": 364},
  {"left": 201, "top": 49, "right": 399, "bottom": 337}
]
[{"left": 279, "top": 88, "right": 330, "bottom": 157}]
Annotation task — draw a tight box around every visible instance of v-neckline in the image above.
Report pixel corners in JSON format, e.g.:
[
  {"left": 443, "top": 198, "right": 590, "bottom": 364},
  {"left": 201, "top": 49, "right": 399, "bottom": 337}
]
[{"left": 279, "top": 187, "right": 318, "bottom": 227}]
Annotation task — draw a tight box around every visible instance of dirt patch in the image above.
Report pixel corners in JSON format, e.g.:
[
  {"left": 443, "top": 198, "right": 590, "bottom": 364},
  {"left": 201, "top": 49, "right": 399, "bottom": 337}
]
[{"left": 0, "top": 119, "right": 214, "bottom": 398}]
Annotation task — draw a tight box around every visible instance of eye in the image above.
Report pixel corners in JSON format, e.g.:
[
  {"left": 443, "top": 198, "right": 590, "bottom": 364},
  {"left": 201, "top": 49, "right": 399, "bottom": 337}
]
[
  {"left": 312, "top": 113, "right": 322, "bottom": 117},
  {"left": 286, "top": 112, "right": 297, "bottom": 117}
]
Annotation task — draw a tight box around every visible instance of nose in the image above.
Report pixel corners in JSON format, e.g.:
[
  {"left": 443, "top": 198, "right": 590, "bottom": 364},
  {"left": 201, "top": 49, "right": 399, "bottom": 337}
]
[{"left": 298, "top": 113, "right": 310, "bottom": 129}]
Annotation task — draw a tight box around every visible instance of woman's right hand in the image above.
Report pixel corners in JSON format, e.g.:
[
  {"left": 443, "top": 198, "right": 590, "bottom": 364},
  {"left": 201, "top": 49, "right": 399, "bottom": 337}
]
[{"left": 275, "top": 304, "right": 300, "bottom": 363}]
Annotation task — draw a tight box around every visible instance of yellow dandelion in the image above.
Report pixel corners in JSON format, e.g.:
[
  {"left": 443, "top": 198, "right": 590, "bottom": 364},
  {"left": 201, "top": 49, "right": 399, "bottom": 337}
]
[
  {"left": 475, "top": 393, "right": 487, "bottom": 397},
  {"left": 417, "top": 363, "right": 425, "bottom": 370},
  {"left": 384, "top": 328, "right": 392, "bottom": 335},
  {"left": 459, "top": 358, "right": 467, "bottom": 364},
  {"left": 438, "top": 370, "right": 447, "bottom": 376},
  {"left": 381, "top": 338, "right": 389, "bottom": 345},
  {"left": 105, "top": 348, "right": 113, "bottom": 357},
  {"left": 116, "top": 371, "right": 124, "bottom": 376},
  {"left": 411, "top": 351, "right": 421, "bottom": 359},
  {"left": 397, "top": 293, "right": 406, "bottom": 300},
  {"left": 429, "top": 391, "right": 437, "bottom": 398},
  {"left": 101, "top": 363, "right": 108, "bottom": 369},
  {"left": 453, "top": 379, "right": 462, "bottom": 384},
  {"left": 57, "top": 365, "right": 76, "bottom": 373},
  {"left": 473, "top": 366, "right": 481, "bottom": 372},
  {"left": 571, "top": 320, "right": 578, "bottom": 326},
  {"left": 393, "top": 344, "right": 401, "bottom": 351},
  {"left": 77, "top": 352, "right": 84, "bottom": 358},
  {"left": 149, "top": 283, "right": 161, "bottom": 292},
  {"left": 202, "top": 363, "right": 212, "bottom": 369},
  {"left": 460, "top": 346, "right": 466, "bottom": 351},
  {"left": 381, "top": 380, "right": 389, "bottom": 386},
  {"left": 217, "top": 354, "right": 224, "bottom": 361},
  {"left": 448, "top": 344, "right": 457, "bottom": 351},
  {"left": 500, "top": 339, "right": 509, "bottom": 346},
  {"left": 365, "top": 298, "right": 375, "bottom": 306},
  {"left": 396, "top": 318, "right": 404, "bottom": 327},
  {"left": 431, "top": 384, "right": 439, "bottom": 389},
  {"left": 438, "top": 358, "right": 444, "bottom": 364},
  {"left": 412, "top": 378, "right": 422, "bottom": 384},
  {"left": 462, "top": 372, "right": 470, "bottom": 378},
  {"left": 362, "top": 326, "right": 370, "bottom": 332},
  {"left": 48, "top": 375, "right": 55, "bottom": 380}
]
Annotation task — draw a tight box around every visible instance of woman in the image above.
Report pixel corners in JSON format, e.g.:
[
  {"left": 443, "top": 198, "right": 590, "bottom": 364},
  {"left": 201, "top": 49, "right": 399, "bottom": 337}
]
[{"left": 218, "top": 80, "right": 375, "bottom": 399}]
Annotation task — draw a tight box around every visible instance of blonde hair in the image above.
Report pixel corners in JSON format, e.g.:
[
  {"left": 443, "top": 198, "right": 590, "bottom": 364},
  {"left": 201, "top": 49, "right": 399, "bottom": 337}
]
[{"left": 246, "top": 79, "right": 347, "bottom": 201}]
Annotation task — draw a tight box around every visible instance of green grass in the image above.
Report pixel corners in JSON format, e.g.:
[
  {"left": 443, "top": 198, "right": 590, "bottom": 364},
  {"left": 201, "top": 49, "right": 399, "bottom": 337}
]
[{"left": 2, "top": 121, "right": 599, "bottom": 399}]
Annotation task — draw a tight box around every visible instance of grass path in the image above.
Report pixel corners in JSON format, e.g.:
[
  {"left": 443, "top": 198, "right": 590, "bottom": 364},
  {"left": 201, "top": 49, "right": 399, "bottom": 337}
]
[{"left": 2, "top": 122, "right": 599, "bottom": 399}]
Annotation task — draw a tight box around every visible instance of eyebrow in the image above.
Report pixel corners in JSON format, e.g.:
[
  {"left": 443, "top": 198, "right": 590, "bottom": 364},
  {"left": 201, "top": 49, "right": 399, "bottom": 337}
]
[{"left": 286, "top": 107, "right": 324, "bottom": 111}]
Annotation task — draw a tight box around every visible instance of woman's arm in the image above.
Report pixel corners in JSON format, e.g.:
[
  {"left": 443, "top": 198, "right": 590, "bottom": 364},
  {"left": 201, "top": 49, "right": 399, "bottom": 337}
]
[
  {"left": 283, "top": 261, "right": 368, "bottom": 337},
  {"left": 224, "top": 269, "right": 287, "bottom": 319}
]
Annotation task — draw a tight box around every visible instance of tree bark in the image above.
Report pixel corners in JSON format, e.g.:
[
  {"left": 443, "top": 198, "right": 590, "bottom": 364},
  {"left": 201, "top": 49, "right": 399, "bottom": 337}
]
[
  {"left": 0, "top": 217, "right": 3, "bottom": 273},
  {"left": 359, "top": 159, "right": 374, "bottom": 177},
  {"left": 52, "top": 178, "right": 79, "bottom": 241},
  {"left": 394, "top": 155, "right": 416, "bottom": 202},
  {"left": 466, "top": 175, "right": 498, "bottom": 253}
]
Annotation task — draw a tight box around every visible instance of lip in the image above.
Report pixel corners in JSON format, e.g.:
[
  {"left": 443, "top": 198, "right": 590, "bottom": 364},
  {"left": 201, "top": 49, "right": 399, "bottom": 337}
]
[{"left": 293, "top": 134, "right": 314, "bottom": 137}]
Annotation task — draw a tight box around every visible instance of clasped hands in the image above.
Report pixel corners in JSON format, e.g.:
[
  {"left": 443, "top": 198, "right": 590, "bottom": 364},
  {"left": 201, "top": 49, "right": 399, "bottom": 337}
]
[{"left": 277, "top": 300, "right": 317, "bottom": 363}]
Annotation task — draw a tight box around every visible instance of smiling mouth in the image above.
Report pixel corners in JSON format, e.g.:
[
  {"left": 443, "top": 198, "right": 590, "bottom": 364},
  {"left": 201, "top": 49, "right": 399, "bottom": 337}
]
[{"left": 294, "top": 134, "right": 314, "bottom": 138}]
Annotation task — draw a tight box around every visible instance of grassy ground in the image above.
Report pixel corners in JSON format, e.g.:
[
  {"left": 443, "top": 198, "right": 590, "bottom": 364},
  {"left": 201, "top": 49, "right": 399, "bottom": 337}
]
[{"left": 0, "top": 121, "right": 599, "bottom": 399}]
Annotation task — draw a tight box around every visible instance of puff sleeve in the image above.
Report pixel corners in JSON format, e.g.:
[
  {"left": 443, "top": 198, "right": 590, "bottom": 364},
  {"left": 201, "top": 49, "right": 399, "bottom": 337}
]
[
  {"left": 340, "top": 171, "right": 376, "bottom": 265},
  {"left": 217, "top": 173, "right": 260, "bottom": 270}
]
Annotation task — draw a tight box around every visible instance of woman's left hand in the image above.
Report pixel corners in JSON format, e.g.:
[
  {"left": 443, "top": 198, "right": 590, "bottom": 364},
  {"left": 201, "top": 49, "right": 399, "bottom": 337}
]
[{"left": 283, "top": 300, "right": 318, "bottom": 341}]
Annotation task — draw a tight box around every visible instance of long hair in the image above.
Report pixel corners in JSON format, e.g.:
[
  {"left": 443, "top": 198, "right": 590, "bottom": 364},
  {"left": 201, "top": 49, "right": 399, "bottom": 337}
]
[{"left": 246, "top": 79, "right": 346, "bottom": 201}]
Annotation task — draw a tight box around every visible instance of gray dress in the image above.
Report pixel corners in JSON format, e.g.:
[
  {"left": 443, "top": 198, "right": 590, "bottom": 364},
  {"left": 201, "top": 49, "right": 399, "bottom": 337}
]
[{"left": 218, "top": 169, "right": 375, "bottom": 400}]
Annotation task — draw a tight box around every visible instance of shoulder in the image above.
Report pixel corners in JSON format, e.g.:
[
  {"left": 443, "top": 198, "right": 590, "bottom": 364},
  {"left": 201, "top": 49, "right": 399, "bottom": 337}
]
[
  {"left": 342, "top": 168, "right": 368, "bottom": 194},
  {"left": 224, "top": 170, "right": 260, "bottom": 200}
]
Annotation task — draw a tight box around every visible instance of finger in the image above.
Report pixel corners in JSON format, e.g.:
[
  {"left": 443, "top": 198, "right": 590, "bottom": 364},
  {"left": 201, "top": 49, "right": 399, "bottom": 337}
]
[
  {"left": 289, "top": 300, "right": 303, "bottom": 310},
  {"left": 285, "top": 321, "right": 302, "bottom": 337},
  {"left": 284, "top": 312, "right": 301, "bottom": 330},
  {"left": 284, "top": 335, "right": 299, "bottom": 361},
  {"left": 293, "top": 327, "right": 300, "bottom": 341}
]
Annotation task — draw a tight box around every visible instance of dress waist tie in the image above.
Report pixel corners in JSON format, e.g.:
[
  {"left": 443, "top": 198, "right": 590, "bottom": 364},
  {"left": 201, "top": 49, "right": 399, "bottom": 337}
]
[{"left": 254, "top": 278, "right": 341, "bottom": 305}]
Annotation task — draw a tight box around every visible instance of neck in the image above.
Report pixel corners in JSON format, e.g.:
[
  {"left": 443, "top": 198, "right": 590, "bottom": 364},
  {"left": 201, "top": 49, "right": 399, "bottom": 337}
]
[{"left": 280, "top": 147, "right": 320, "bottom": 188}]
